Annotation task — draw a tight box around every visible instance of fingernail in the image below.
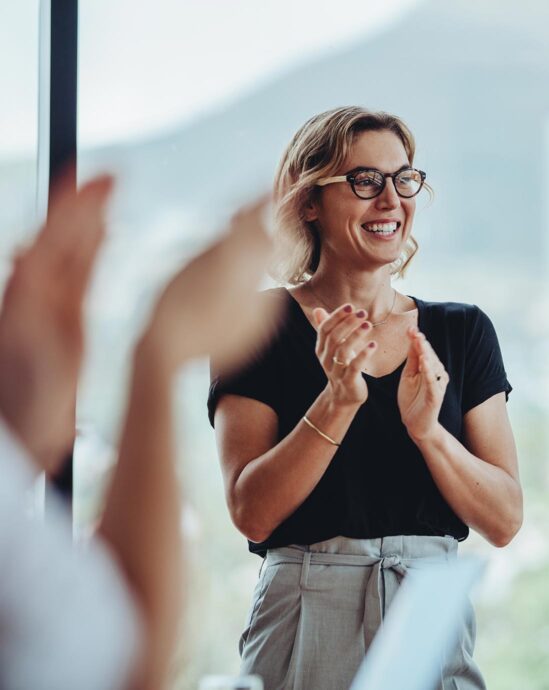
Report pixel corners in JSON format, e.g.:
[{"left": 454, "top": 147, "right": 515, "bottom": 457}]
[
  {"left": 344, "top": 304, "right": 353, "bottom": 313},
  {"left": 368, "top": 341, "right": 376, "bottom": 348},
  {"left": 361, "top": 322, "right": 370, "bottom": 330},
  {"left": 356, "top": 309, "right": 366, "bottom": 318}
]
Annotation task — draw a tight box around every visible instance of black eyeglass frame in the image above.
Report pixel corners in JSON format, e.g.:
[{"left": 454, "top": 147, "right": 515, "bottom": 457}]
[{"left": 316, "top": 166, "right": 427, "bottom": 200}]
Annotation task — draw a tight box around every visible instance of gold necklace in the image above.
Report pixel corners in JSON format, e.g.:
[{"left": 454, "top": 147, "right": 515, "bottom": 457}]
[{"left": 307, "top": 283, "right": 397, "bottom": 327}]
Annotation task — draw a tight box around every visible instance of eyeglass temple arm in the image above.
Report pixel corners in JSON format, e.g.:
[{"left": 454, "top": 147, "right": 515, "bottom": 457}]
[{"left": 316, "top": 175, "right": 348, "bottom": 186}]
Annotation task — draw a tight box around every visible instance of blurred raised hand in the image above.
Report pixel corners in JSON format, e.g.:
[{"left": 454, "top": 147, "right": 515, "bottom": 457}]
[
  {"left": 100, "top": 194, "right": 276, "bottom": 690},
  {"left": 138, "top": 195, "right": 277, "bottom": 374},
  {"left": 0, "top": 174, "right": 112, "bottom": 475}
]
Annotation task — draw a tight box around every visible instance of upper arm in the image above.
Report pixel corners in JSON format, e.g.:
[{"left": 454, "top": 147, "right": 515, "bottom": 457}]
[
  {"left": 462, "top": 392, "right": 520, "bottom": 483},
  {"left": 214, "top": 393, "right": 279, "bottom": 500}
]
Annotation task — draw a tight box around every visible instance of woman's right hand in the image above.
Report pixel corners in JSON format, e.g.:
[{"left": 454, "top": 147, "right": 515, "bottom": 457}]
[{"left": 313, "top": 305, "right": 377, "bottom": 407}]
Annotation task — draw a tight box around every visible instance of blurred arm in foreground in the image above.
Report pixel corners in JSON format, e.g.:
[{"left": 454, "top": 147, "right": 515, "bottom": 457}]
[
  {"left": 99, "top": 195, "right": 275, "bottom": 690},
  {"left": 0, "top": 176, "right": 274, "bottom": 690}
]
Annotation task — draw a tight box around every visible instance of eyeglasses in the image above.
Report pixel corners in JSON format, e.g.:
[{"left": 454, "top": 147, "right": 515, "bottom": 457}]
[{"left": 316, "top": 166, "right": 426, "bottom": 200}]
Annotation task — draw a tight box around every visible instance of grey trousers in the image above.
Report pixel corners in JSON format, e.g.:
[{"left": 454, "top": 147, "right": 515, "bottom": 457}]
[{"left": 239, "top": 535, "right": 486, "bottom": 690}]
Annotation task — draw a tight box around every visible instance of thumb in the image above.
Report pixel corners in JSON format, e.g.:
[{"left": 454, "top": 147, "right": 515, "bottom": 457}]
[{"left": 312, "top": 307, "right": 329, "bottom": 327}]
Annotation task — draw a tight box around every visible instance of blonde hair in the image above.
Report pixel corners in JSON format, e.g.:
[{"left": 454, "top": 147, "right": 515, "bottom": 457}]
[{"left": 271, "top": 106, "right": 432, "bottom": 285}]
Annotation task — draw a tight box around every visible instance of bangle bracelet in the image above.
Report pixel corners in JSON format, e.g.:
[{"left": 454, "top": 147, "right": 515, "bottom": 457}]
[{"left": 303, "top": 415, "right": 340, "bottom": 447}]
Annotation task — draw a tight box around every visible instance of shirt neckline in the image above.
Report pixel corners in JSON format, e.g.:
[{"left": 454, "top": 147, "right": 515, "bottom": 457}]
[{"left": 284, "top": 288, "right": 424, "bottom": 381}]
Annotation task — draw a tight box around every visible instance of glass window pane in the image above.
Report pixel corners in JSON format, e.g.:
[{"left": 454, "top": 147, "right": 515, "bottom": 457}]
[
  {"left": 77, "top": 2, "right": 549, "bottom": 688},
  {"left": 0, "top": 3, "right": 40, "bottom": 287}
]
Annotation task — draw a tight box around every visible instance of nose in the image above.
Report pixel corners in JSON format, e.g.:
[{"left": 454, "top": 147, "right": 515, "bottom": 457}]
[{"left": 375, "top": 177, "right": 399, "bottom": 210}]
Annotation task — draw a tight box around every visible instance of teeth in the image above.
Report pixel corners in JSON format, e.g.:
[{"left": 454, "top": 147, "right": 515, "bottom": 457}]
[{"left": 363, "top": 222, "right": 398, "bottom": 233}]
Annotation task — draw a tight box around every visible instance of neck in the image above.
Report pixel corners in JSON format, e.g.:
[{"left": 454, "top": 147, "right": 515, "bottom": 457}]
[{"left": 308, "top": 256, "right": 395, "bottom": 322}]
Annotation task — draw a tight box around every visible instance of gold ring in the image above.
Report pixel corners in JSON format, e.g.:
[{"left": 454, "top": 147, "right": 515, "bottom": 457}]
[{"left": 333, "top": 356, "right": 347, "bottom": 367}]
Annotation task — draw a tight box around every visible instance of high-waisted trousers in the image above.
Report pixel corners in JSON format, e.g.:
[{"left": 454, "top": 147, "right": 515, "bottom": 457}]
[{"left": 239, "top": 535, "right": 486, "bottom": 690}]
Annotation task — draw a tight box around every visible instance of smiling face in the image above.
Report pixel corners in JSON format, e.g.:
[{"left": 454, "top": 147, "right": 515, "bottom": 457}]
[{"left": 306, "top": 129, "right": 417, "bottom": 272}]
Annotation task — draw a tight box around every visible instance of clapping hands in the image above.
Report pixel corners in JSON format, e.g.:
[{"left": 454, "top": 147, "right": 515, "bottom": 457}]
[
  {"left": 0, "top": 175, "right": 112, "bottom": 474},
  {"left": 0, "top": 174, "right": 276, "bottom": 474},
  {"left": 397, "top": 327, "right": 449, "bottom": 441},
  {"left": 312, "top": 305, "right": 377, "bottom": 408}
]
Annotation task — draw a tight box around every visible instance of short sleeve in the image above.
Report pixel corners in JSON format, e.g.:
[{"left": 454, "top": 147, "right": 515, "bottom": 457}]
[
  {"left": 462, "top": 306, "right": 512, "bottom": 414},
  {"left": 207, "top": 289, "right": 288, "bottom": 427},
  {"left": 207, "top": 336, "right": 282, "bottom": 426}
]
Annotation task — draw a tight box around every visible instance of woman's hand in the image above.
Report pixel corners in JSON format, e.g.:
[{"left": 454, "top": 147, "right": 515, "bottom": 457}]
[
  {"left": 397, "top": 327, "right": 449, "bottom": 441},
  {"left": 313, "top": 305, "right": 377, "bottom": 408}
]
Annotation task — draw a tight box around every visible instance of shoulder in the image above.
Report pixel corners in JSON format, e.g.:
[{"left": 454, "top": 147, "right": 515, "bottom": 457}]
[
  {"left": 256, "top": 286, "right": 300, "bottom": 335},
  {"left": 416, "top": 297, "right": 491, "bottom": 327},
  {"left": 415, "top": 296, "right": 479, "bottom": 317},
  {"left": 415, "top": 297, "right": 500, "bottom": 346}
]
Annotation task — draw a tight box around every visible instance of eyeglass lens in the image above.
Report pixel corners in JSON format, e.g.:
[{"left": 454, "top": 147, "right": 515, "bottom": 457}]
[{"left": 353, "top": 169, "right": 423, "bottom": 198}]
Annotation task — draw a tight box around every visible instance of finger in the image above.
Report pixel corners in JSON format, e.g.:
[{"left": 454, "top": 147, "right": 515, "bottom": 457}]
[
  {"left": 227, "top": 193, "right": 273, "bottom": 253},
  {"left": 198, "top": 203, "right": 273, "bottom": 309},
  {"left": 420, "top": 353, "right": 438, "bottom": 385},
  {"left": 31, "top": 176, "right": 112, "bottom": 302},
  {"left": 229, "top": 193, "right": 272, "bottom": 228},
  {"left": 324, "top": 309, "right": 369, "bottom": 359},
  {"left": 312, "top": 307, "right": 329, "bottom": 327},
  {"left": 322, "top": 312, "right": 371, "bottom": 361},
  {"left": 401, "top": 327, "right": 421, "bottom": 377},
  {"left": 333, "top": 321, "right": 372, "bottom": 363},
  {"left": 420, "top": 352, "right": 448, "bottom": 391},
  {"left": 416, "top": 336, "right": 447, "bottom": 383},
  {"left": 422, "top": 337, "right": 445, "bottom": 372},
  {"left": 315, "top": 303, "right": 354, "bottom": 356},
  {"left": 17, "top": 177, "right": 111, "bottom": 318},
  {"left": 343, "top": 340, "right": 377, "bottom": 376},
  {"left": 58, "top": 177, "right": 114, "bottom": 304},
  {"left": 39, "top": 174, "right": 112, "bottom": 251},
  {"left": 67, "top": 177, "right": 113, "bottom": 260}
]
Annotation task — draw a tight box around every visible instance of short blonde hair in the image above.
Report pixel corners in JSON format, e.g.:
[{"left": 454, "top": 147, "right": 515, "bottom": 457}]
[{"left": 271, "top": 106, "right": 430, "bottom": 284}]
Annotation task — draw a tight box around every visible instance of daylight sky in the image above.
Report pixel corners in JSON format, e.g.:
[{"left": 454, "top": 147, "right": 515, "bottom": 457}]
[{"left": 1, "top": 0, "right": 423, "bottom": 156}]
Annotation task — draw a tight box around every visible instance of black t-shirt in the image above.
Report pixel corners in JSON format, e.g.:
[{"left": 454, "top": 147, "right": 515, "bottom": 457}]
[{"left": 208, "top": 288, "right": 512, "bottom": 556}]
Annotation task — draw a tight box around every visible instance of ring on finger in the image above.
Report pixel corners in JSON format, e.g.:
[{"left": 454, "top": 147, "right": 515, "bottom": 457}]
[{"left": 332, "top": 356, "right": 347, "bottom": 367}]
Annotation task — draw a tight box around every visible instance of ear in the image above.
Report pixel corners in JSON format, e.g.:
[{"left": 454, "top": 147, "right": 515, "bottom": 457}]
[{"left": 303, "top": 198, "right": 318, "bottom": 222}]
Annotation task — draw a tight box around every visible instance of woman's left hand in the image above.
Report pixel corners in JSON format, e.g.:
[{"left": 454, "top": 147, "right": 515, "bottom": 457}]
[{"left": 397, "top": 327, "right": 449, "bottom": 442}]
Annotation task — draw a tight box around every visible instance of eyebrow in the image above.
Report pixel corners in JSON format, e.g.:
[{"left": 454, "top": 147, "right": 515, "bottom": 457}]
[{"left": 346, "top": 164, "right": 411, "bottom": 175}]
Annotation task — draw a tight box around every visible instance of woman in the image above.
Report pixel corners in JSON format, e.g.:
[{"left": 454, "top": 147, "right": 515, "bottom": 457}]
[{"left": 208, "top": 107, "right": 522, "bottom": 690}]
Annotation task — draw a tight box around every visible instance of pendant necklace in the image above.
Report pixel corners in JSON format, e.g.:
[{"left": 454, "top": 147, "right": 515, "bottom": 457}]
[{"left": 307, "top": 283, "right": 397, "bottom": 327}]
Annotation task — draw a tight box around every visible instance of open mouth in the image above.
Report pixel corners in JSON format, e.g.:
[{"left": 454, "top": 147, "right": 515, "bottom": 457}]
[{"left": 361, "top": 221, "right": 401, "bottom": 236}]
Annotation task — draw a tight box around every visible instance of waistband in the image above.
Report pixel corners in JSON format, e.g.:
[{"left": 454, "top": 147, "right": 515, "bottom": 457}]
[
  {"left": 264, "top": 535, "right": 458, "bottom": 649},
  {"left": 266, "top": 534, "right": 457, "bottom": 568}
]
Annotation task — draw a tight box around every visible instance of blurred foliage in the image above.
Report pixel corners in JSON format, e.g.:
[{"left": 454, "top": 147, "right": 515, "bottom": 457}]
[{"left": 477, "top": 562, "right": 549, "bottom": 690}]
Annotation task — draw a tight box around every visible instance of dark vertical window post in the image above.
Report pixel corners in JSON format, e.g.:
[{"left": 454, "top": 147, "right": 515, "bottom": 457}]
[{"left": 45, "top": 0, "right": 78, "bottom": 515}]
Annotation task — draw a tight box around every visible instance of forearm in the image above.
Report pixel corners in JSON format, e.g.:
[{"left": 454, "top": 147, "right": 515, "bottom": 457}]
[
  {"left": 230, "top": 388, "right": 359, "bottom": 542},
  {"left": 412, "top": 423, "right": 523, "bottom": 547},
  {"left": 99, "top": 344, "right": 184, "bottom": 690}
]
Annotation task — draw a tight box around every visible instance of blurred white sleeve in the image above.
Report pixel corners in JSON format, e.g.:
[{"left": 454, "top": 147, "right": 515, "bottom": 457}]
[{"left": 0, "top": 417, "right": 143, "bottom": 690}]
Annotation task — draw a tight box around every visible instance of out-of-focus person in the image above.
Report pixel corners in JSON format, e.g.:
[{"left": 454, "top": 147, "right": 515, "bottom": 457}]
[{"left": 0, "top": 174, "right": 275, "bottom": 690}]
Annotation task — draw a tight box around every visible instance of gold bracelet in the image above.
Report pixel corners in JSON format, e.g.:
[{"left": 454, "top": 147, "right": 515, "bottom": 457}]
[{"left": 303, "top": 415, "right": 340, "bottom": 447}]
